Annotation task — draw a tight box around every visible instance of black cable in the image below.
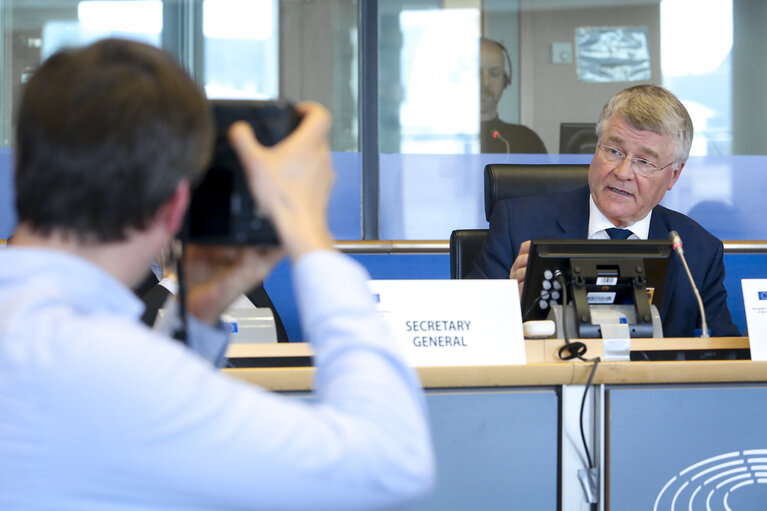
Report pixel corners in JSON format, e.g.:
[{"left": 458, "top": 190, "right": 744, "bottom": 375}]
[
  {"left": 579, "top": 357, "right": 600, "bottom": 470},
  {"left": 555, "top": 271, "right": 588, "bottom": 361},
  {"left": 553, "top": 270, "right": 601, "bottom": 472},
  {"left": 172, "top": 241, "right": 189, "bottom": 345},
  {"left": 522, "top": 293, "right": 543, "bottom": 320}
]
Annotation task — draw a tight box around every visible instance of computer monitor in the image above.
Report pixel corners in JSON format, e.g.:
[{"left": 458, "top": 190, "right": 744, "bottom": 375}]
[
  {"left": 559, "top": 122, "right": 598, "bottom": 154},
  {"left": 520, "top": 239, "right": 673, "bottom": 338}
]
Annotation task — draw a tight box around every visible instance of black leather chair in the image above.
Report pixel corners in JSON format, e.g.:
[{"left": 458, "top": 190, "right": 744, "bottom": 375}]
[
  {"left": 483, "top": 163, "right": 589, "bottom": 221},
  {"left": 450, "top": 163, "right": 590, "bottom": 279},
  {"left": 246, "top": 284, "right": 289, "bottom": 342},
  {"left": 450, "top": 229, "right": 489, "bottom": 279}
]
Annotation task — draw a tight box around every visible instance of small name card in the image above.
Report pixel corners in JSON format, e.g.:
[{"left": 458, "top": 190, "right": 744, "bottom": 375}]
[
  {"left": 742, "top": 279, "right": 767, "bottom": 360},
  {"left": 367, "top": 279, "right": 526, "bottom": 367}
]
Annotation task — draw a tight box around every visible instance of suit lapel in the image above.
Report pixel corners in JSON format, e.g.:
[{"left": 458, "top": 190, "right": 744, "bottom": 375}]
[
  {"left": 554, "top": 186, "right": 591, "bottom": 238},
  {"left": 649, "top": 206, "right": 671, "bottom": 239},
  {"left": 648, "top": 207, "right": 679, "bottom": 317}
]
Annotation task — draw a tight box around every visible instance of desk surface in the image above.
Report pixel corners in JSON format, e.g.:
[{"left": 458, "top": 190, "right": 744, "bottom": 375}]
[{"left": 223, "top": 338, "right": 767, "bottom": 391}]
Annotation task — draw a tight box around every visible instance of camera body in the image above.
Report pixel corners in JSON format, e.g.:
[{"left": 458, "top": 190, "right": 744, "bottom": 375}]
[{"left": 179, "top": 99, "right": 300, "bottom": 245}]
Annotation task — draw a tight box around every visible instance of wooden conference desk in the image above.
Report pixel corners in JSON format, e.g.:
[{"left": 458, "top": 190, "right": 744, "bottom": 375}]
[
  {"left": 224, "top": 338, "right": 767, "bottom": 510},
  {"left": 224, "top": 337, "right": 759, "bottom": 390}
]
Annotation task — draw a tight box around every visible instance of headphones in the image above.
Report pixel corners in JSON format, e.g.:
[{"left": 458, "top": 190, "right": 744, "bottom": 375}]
[{"left": 481, "top": 37, "right": 512, "bottom": 88}]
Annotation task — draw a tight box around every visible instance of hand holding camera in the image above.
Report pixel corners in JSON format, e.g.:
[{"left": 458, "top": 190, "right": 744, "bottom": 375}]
[
  {"left": 229, "top": 101, "right": 334, "bottom": 260},
  {"left": 180, "top": 100, "right": 335, "bottom": 325}
]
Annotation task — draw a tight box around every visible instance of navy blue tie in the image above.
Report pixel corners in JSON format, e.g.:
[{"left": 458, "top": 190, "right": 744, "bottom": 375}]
[{"left": 606, "top": 228, "right": 633, "bottom": 240}]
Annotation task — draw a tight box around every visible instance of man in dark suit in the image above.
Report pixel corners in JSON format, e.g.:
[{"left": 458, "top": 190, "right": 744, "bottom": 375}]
[{"left": 470, "top": 84, "right": 740, "bottom": 339}]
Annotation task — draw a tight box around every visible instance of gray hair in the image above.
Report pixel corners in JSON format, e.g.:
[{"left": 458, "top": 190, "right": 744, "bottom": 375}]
[{"left": 596, "top": 84, "right": 693, "bottom": 165}]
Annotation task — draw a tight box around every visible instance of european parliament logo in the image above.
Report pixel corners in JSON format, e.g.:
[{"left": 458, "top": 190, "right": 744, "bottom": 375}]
[{"left": 759, "top": 291, "right": 767, "bottom": 301}]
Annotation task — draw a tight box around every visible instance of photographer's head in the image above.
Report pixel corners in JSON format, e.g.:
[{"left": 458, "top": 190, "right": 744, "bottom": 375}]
[
  {"left": 13, "top": 37, "right": 333, "bottom": 295},
  {"left": 15, "top": 38, "right": 214, "bottom": 242}
]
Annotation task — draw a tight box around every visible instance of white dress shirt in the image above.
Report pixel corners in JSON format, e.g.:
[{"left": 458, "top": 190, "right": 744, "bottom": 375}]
[{"left": 587, "top": 194, "right": 652, "bottom": 240}]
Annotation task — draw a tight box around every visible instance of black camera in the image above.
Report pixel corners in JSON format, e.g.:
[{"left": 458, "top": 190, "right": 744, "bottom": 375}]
[{"left": 179, "top": 99, "right": 300, "bottom": 245}]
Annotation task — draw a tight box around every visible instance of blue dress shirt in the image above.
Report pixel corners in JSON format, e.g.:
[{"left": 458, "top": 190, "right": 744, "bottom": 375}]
[{"left": 0, "top": 248, "right": 434, "bottom": 509}]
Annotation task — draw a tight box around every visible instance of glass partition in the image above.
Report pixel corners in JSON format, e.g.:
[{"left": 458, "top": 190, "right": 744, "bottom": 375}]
[
  {"left": 1, "top": 0, "right": 765, "bottom": 242},
  {"left": 0, "top": 0, "right": 361, "bottom": 240},
  {"left": 377, "top": 0, "right": 767, "bottom": 240},
  {"left": 202, "top": 0, "right": 278, "bottom": 100}
]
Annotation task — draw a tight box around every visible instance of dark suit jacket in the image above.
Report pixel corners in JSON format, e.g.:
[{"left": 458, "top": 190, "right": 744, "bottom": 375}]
[
  {"left": 469, "top": 186, "right": 740, "bottom": 338},
  {"left": 140, "top": 281, "right": 172, "bottom": 327}
]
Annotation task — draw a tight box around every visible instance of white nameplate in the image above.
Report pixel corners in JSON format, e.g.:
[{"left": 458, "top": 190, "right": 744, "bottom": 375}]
[
  {"left": 368, "top": 279, "right": 526, "bottom": 367},
  {"left": 742, "top": 279, "right": 767, "bottom": 361}
]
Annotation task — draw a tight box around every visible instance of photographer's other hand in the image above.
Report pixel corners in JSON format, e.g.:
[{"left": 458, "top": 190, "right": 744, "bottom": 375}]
[
  {"left": 183, "top": 245, "right": 284, "bottom": 325},
  {"left": 228, "top": 102, "right": 335, "bottom": 260}
]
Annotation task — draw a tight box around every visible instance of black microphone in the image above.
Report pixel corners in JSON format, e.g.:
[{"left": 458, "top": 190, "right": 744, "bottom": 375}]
[
  {"left": 669, "top": 230, "right": 709, "bottom": 338},
  {"left": 492, "top": 130, "right": 511, "bottom": 154}
]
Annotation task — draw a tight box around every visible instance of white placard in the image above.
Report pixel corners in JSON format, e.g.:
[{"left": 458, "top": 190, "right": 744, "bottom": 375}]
[
  {"left": 368, "top": 279, "right": 526, "bottom": 367},
  {"left": 742, "top": 279, "right": 767, "bottom": 360}
]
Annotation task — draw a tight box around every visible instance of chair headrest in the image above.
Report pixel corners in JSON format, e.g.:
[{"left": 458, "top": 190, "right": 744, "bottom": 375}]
[{"left": 483, "top": 163, "right": 590, "bottom": 221}]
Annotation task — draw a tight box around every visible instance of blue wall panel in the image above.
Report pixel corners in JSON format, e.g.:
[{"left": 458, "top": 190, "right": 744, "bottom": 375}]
[
  {"left": 3, "top": 143, "right": 765, "bottom": 338},
  {"left": 0, "top": 149, "right": 361, "bottom": 241}
]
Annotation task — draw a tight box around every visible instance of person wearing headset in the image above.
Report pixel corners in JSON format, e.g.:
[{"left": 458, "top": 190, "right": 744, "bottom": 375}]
[{"left": 480, "top": 37, "right": 547, "bottom": 154}]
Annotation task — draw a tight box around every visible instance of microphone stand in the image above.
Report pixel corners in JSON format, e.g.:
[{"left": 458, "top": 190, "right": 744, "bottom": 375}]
[
  {"left": 492, "top": 130, "right": 511, "bottom": 153},
  {"left": 669, "top": 230, "right": 709, "bottom": 337}
]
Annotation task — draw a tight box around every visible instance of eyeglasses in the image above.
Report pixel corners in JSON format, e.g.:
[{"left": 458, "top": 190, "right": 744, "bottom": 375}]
[{"left": 597, "top": 143, "right": 676, "bottom": 177}]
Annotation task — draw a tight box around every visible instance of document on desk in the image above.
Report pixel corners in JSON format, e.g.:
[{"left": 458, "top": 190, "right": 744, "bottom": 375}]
[
  {"left": 368, "top": 280, "right": 525, "bottom": 367},
  {"left": 742, "top": 279, "right": 767, "bottom": 360}
]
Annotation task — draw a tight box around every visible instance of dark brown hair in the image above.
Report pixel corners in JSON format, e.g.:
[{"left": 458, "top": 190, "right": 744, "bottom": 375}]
[{"left": 15, "top": 38, "right": 214, "bottom": 241}]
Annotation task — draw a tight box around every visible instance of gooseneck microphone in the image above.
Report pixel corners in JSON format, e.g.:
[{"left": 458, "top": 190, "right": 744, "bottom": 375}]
[
  {"left": 669, "top": 230, "right": 709, "bottom": 338},
  {"left": 492, "top": 130, "right": 511, "bottom": 154}
]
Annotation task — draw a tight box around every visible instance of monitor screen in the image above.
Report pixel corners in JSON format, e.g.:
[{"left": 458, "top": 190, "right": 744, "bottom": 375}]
[
  {"left": 559, "top": 122, "right": 598, "bottom": 154},
  {"left": 520, "top": 239, "right": 673, "bottom": 337}
]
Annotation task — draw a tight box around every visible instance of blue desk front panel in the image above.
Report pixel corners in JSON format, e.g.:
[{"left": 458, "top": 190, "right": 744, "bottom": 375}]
[
  {"left": 387, "top": 388, "right": 559, "bottom": 511},
  {"left": 606, "top": 384, "right": 767, "bottom": 510},
  {"left": 264, "top": 253, "right": 450, "bottom": 342},
  {"left": 265, "top": 252, "right": 763, "bottom": 342},
  {"left": 0, "top": 148, "right": 15, "bottom": 238}
]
